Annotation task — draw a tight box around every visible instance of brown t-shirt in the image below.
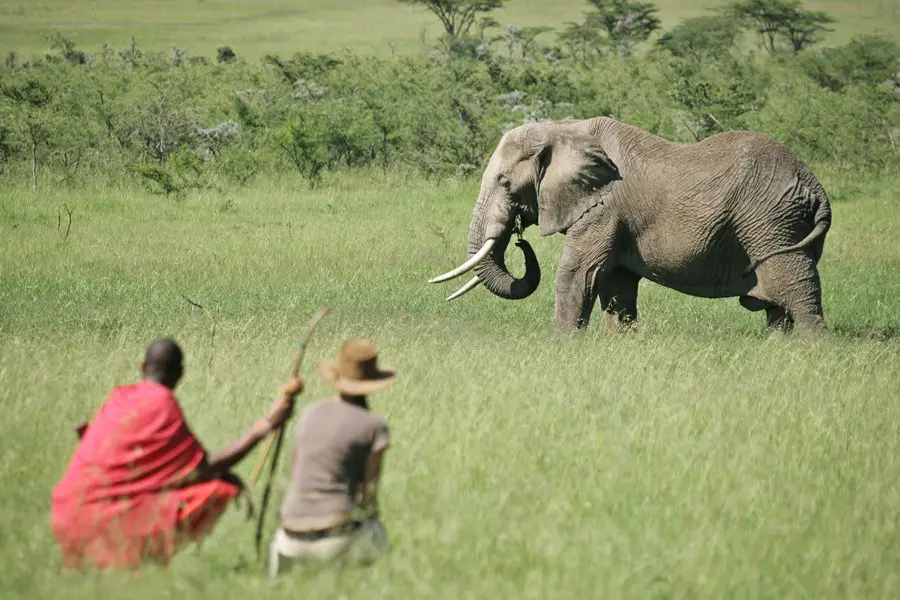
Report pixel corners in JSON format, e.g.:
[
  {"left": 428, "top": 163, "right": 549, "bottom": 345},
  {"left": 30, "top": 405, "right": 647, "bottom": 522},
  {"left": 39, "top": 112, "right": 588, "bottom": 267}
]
[{"left": 279, "top": 398, "right": 389, "bottom": 531}]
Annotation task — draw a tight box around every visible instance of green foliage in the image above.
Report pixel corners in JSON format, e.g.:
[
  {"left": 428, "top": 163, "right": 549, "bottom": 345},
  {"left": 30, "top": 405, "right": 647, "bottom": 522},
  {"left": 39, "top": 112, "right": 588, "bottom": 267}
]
[
  {"left": 584, "top": 0, "right": 662, "bottom": 57},
  {"left": 397, "top": 0, "right": 505, "bottom": 38},
  {"left": 0, "top": 60, "right": 102, "bottom": 185},
  {"left": 667, "top": 55, "right": 770, "bottom": 140},
  {"left": 262, "top": 51, "right": 344, "bottom": 85},
  {"left": 132, "top": 149, "right": 204, "bottom": 197},
  {"left": 656, "top": 16, "right": 743, "bottom": 64},
  {"left": 750, "top": 69, "right": 899, "bottom": 171},
  {"left": 48, "top": 31, "right": 89, "bottom": 65},
  {"left": 558, "top": 19, "right": 608, "bottom": 65},
  {"left": 0, "top": 7, "right": 897, "bottom": 191},
  {"left": 277, "top": 116, "right": 327, "bottom": 187},
  {"left": 558, "top": 0, "right": 662, "bottom": 61},
  {"left": 801, "top": 34, "right": 900, "bottom": 92},
  {"left": 0, "top": 116, "right": 10, "bottom": 171},
  {"left": 498, "top": 24, "right": 553, "bottom": 60},
  {"left": 216, "top": 46, "right": 237, "bottom": 64},
  {"left": 728, "top": 0, "right": 836, "bottom": 54}
]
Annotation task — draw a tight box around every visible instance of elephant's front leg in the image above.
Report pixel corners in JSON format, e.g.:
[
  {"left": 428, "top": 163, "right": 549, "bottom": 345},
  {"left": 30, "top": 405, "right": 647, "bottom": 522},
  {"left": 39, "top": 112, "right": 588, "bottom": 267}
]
[{"left": 554, "top": 223, "right": 616, "bottom": 333}]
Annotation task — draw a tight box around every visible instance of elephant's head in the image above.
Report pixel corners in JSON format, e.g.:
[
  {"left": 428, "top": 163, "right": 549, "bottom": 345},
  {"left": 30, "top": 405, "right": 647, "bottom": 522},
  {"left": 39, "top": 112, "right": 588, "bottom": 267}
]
[{"left": 429, "top": 119, "right": 621, "bottom": 301}]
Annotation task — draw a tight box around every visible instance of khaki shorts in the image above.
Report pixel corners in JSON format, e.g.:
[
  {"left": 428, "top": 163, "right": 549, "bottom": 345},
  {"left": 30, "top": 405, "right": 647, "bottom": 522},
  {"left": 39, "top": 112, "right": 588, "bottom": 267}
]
[{"left": 268, "top": 518, "right": 388, "bottom": 578}]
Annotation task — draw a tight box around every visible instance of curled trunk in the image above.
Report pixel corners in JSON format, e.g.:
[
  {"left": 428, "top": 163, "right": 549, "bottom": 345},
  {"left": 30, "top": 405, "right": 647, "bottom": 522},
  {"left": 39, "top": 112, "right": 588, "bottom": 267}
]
[{"left": 467, "top": 217, "right": 540, "bottom": 300}]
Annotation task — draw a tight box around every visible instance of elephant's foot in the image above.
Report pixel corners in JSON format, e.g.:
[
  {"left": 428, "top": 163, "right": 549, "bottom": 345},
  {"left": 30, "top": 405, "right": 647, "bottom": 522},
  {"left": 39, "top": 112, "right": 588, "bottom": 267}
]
[
  {"left": 554, "top": 314, "right": 588, "bottom": 335},
  {"left": 766, "top": 306, "right": 794, "bottom": 333},
  {"left": 598, "top": 269, "right": 640, "bottom": 334},
  {"left": 554, "top": 271, "right": 602, "bottom": 334},
  {"left": 603, "top": 309, "right": 637, "bottom": 333},
  {"left": 791, "top": 312, "right": 828, "bottom": 337},
  {"left": 747, "top": 254, "right": 827, "bottom": 338}
]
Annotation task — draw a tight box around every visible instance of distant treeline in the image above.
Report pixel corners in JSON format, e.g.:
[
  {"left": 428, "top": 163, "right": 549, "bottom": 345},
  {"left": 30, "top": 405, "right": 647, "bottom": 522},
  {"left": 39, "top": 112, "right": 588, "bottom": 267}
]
[{"left": 0, "top": 8, "right": 898, "bottom": 195}]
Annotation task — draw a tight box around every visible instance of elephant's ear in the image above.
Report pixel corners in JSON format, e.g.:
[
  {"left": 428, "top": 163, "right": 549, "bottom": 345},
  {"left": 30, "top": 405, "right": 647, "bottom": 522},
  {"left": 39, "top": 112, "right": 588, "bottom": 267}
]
[{"left": 535, "top": 135, "right": 621, "bottom": 236}]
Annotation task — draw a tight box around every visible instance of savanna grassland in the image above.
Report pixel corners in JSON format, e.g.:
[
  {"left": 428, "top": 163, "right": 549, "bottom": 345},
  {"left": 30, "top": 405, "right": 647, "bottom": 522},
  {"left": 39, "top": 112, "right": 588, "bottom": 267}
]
[
  {"left": 2, "top": 0, "right": 900, "bottom": 599},
  {"left": 1, "top": 0, "right": 899, "bottom": 59},
  {"left": 2, "top": 169, "right": 900, "bottom": 599}
]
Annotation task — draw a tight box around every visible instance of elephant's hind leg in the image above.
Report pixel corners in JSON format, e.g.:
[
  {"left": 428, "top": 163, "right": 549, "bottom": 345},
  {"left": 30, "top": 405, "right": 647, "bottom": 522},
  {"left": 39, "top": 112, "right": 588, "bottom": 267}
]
[
  {"left": 738, "top": 296, "right": 794, "bottom": 332},
  {"left": 751, "top": 253, "right": 827, "bottom": 335},
  {"left": 766, "top": 305, "right": 794, "bottom": 332},
  {"left": 599, "top": 268, "right": 640, "bottom": 332}
]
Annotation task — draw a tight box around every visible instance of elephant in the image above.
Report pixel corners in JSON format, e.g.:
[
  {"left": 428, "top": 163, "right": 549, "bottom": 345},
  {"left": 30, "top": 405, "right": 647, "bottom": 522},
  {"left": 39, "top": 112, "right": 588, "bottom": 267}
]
[{"left": 428, "top": 117, "right": 832, "bottom": 334}]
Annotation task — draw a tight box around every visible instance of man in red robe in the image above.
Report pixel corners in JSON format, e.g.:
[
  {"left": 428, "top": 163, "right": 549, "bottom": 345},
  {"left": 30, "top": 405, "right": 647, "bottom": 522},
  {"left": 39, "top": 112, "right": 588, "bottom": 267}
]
[{"left": 50, "top": 337, "right": 303, "bottom": 570}]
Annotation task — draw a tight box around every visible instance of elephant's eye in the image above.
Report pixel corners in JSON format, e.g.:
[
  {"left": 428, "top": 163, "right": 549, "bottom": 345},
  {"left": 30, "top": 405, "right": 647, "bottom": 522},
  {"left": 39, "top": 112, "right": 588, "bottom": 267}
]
[{"left": 498, "top": 176, "right": 511, "bottom": 190}]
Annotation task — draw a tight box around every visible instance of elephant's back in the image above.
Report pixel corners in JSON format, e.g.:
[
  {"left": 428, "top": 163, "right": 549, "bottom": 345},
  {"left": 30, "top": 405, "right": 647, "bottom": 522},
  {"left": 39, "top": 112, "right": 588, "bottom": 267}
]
[
  {"left": 621, "top": 129, "right": 827, "bottom": 292},
  {"left": 676, "top": 131, "right": 826, "bottom": 208},
  {"left": 694, "top": 130, "right": 817, "bottom": 181}
]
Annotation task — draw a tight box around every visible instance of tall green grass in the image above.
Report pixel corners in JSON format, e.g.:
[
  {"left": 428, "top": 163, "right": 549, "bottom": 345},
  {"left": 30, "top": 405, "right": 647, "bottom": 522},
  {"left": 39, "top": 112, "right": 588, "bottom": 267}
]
[{"left": 1, "top": 169, "right": 899, "bottom": 598}]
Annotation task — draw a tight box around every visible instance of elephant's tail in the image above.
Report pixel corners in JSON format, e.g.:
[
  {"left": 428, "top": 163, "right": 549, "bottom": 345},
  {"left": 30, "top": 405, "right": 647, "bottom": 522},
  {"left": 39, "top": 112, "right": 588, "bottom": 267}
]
[{"left": 743, "top": 186, "right": 832, "bottom": 275}]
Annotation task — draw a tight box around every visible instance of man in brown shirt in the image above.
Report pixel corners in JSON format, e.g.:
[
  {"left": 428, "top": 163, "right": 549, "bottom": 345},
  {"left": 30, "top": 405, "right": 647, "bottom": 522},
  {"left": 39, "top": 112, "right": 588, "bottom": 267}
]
[{"left": 268, "top": 339, "right": 395, "bottom": 577}]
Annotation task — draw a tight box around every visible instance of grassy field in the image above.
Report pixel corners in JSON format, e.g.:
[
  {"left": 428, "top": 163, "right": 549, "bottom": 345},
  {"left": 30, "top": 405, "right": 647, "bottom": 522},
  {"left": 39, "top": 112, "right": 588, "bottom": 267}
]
[
  {"left": 1, "top": 166, "right": 899, "bottom": 598},
  {"left": 1, "top": 0, "right": 899, "bottom": 60},
  {"left": 2, "top": 0, "right": 900, "bottom": 596}
]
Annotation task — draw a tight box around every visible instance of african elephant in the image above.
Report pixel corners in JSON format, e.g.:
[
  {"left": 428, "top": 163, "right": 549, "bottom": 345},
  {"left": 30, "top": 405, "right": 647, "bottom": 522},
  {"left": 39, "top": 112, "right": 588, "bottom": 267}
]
[{"left": 429, "top": 117, "right": 831, "bottom": 334}]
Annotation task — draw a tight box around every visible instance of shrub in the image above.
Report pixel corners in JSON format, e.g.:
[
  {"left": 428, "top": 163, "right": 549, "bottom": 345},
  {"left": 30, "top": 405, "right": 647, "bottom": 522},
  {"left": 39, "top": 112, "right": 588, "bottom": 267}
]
[
  {"left": 217, "top": 46, "right": 237, "bottom": 64},
  {"left": 728, "top": 0, "right": 835, "bottom": 54},
  {"left": 656, "top": 16, "right": 743, "bottom": 64},
  {"left": 278, "top": 114, "right": 328, "bottom": 187},
  {"left": 0, "top": 8, "right": 895, "bottom": 191},
  {"left": 397, "top": 0, "right": 505, "bottom": 39},
  {"left": 801, "top": 34, "right": 900, "bottom": 91},
  {"left": 585, "top": 0, "right": 662, "bottom": 58}
]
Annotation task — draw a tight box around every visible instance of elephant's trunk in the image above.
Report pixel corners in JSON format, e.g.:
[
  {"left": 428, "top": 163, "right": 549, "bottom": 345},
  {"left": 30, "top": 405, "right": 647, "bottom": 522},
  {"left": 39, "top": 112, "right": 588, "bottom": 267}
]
[{"left": 466, "top": 196, "right": 541, "bottom": 300}]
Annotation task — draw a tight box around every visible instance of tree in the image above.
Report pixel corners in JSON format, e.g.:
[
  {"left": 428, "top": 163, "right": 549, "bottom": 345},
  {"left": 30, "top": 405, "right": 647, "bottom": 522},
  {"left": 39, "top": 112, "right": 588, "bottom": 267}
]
[
  {"left": 398, "top": 0, "right": 505, "bottom": 39},
  {"left": 801, "top": 34, "right": 900, "bottom": 91},
  {"left": 728, "top": 0, "right": 835, "bottom": 54},
  {"left": 1, "top": 75, "right": 55, "bottom": 187},
  {"left": 559, "top": 20, "right": 607, "bottom": 65},
  {"left": 656, "top": 15, "right": 742, "bottom": 63},
  {"left": 585, "top": 0, "right": 661, "bottom": 57},
  {"left": 48, "top": 32, "right": 88, "bottom": 65},
  {"left": 780, "top": 8, "right": 836, "bottom": 53},
  {"left": 502, "top": 24, "right": 553, "bottom": 59},
  {"left": 216, "top": 46, "right": 237, "bottom": 64},
  {"left": 667, "top": 56, "right": 769, "bottom": 141}
]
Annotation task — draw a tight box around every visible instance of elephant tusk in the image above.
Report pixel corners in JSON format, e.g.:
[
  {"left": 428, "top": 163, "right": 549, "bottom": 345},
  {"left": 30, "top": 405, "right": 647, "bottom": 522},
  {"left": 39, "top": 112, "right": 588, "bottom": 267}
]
[
  {"left": 445, "top": 276, "right": 481, "bottom": 301},
  {"left": 428, "top": 239, "right": 496, "bottom": 284}
]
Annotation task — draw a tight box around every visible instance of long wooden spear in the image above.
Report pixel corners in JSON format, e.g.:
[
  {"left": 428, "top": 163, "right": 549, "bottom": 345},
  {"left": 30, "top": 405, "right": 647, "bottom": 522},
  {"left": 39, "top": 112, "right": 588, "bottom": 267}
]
[{"left": 253, "top": 307, "right": 328, "bottom": 557}]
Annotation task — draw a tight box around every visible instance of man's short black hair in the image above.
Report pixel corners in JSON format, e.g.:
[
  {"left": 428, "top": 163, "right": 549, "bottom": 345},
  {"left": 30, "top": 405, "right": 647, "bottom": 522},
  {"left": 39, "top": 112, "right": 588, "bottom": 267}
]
[{"left": 143, "top": 337, "right": 184, "bottom": 385}]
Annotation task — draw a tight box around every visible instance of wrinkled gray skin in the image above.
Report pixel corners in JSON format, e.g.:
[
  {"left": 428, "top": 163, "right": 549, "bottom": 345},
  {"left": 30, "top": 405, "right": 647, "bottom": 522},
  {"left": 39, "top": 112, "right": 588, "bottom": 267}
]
[{"left": 444, "top": 117, "right": 832, "bottom": 334}]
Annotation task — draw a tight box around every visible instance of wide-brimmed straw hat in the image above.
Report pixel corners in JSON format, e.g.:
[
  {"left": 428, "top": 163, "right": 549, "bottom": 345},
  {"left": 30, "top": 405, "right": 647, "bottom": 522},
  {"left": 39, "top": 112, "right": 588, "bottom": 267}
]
[{"left": 316, "top": 339, "right": 397, "bottom": 395}]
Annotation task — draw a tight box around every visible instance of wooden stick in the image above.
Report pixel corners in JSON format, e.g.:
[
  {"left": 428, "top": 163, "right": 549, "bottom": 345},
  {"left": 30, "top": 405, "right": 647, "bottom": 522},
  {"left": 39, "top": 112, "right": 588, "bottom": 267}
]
[
  {"left": 250, "top": 308, "right": 328, "bottom": 485},
  {"left": 250, "top": 423, "right": 278, "bottom": 485},
  {"left": 253, "top": 307, "right": 328, "bottom": 558}
]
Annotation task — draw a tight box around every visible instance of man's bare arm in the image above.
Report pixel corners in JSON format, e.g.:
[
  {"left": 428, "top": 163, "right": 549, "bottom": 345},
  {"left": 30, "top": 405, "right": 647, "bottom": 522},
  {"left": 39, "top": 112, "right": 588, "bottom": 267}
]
[
  {"left": 168, "top": 378, "right": 304, "bottom": 488},
  {"left": 204, "top": 419, "right": 274, "bottom": 476},
  {"left": 166, "top": 419, "right": 271, "bottom": 488}
]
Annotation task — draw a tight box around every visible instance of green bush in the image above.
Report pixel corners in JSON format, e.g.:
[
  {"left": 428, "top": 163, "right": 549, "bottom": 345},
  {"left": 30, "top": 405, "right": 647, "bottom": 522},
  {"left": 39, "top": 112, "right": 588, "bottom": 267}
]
[
  {"left": 801, "top": 34, "right": 900, "bottom": 92},
  {"left": 666, "top": 54, "right": 770, "bottom": 140},
  {"left": 656, "top": 16, "right": 743, "bottom": 64},
  {"left": 0, "top": 18, "right": 896, "bottom": 191}
]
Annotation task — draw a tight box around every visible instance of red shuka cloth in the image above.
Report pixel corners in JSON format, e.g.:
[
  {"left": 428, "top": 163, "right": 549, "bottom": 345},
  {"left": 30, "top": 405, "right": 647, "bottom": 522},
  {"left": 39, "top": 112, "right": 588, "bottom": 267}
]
[{"left": 51, "top": 380, "right": 239, "bottom": 569}]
